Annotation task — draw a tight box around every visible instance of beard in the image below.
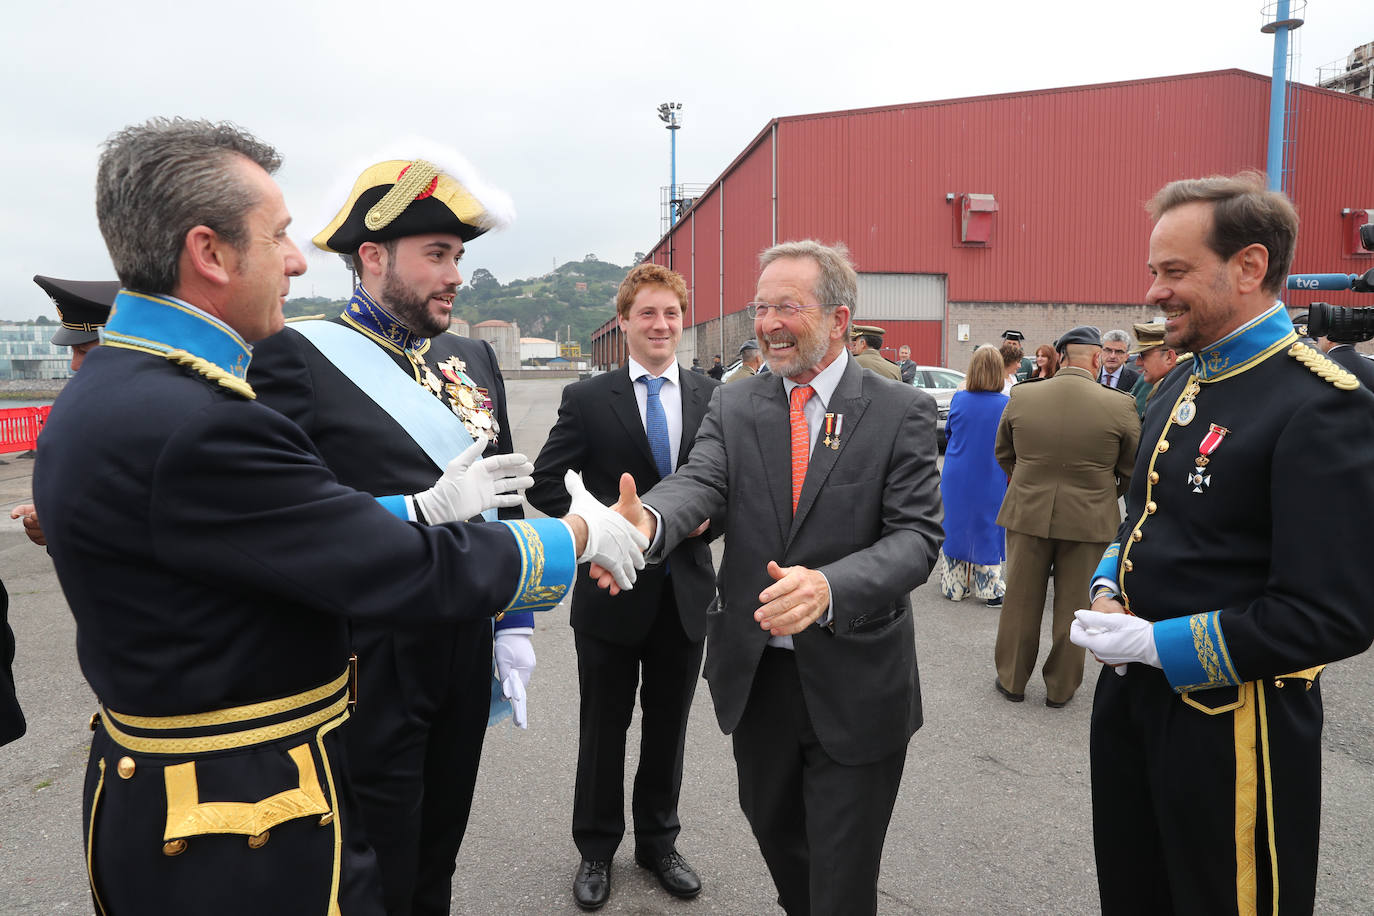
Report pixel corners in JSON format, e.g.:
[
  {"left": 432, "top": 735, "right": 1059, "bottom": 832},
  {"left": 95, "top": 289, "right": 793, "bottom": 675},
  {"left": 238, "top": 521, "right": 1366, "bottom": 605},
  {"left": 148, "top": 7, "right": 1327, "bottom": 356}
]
[
  {"left": 1165, "top": 266, "right": 1238, "bottom": 354},
  {"left": 381, "top": 261, "right": 452, "bottom": 338},
  {"left": 762, "top": 322, "right": 830, "bottom": 379}
]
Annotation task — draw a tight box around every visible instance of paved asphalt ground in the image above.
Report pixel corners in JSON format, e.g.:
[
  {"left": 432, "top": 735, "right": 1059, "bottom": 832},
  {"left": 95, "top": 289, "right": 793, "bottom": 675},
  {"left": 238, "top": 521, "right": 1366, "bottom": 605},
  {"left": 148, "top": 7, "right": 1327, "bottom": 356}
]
[{"left": 1, "top": 377, "right": 1371, "bottom": 914}]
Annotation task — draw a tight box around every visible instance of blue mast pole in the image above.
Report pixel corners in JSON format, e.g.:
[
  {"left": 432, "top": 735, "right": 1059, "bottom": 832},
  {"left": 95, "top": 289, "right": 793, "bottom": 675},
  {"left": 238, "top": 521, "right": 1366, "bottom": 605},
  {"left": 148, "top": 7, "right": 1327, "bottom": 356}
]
[{"left": 1265, "top": 0, "right": 1292, "bottom": 192}]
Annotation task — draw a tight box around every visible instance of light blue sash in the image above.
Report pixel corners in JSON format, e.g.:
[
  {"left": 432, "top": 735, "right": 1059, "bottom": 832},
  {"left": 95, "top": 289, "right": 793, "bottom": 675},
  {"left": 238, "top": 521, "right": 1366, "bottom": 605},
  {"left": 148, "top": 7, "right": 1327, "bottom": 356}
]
[{"left": 291, "top": 320, "right": 495, "bottom": 521}]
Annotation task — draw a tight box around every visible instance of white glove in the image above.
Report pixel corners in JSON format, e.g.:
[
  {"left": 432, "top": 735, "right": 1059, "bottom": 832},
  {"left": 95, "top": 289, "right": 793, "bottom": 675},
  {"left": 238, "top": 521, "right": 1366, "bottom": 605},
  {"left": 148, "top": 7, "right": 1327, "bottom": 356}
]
[
  {"left": 1070, "top": 609, "right": 1161, "bottom": 672},
  {"left": 413, "top": 435, "right": 534, "bottom": 524},
  {"left": 563, "top": 469, "right": 648, "bottom": 591},
  {"left": 494, "top": 631, "right": 536, "bottom": 729}
]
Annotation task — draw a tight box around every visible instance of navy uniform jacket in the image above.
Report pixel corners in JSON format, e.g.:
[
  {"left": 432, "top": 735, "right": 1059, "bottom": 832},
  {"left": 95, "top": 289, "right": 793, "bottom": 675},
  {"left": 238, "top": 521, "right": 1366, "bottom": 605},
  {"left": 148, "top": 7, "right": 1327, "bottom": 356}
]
[
  {"left": 33, "top": 291, "right": 569, "bottom": 915},
  {"left": 1100, "top": 305, "right": 1374, "bottom": 689},
  {"left": 1325, "top": 344, "right": 1374, "bottom": 391},
  {"left": 248, "top": 311, "right": 534, "bottom": 633}
]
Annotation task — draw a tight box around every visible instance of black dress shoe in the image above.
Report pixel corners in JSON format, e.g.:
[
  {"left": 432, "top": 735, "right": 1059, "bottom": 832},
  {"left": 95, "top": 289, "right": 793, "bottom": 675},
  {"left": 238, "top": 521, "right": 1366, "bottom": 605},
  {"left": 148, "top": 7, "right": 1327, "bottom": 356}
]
[
  {"left": 635, "top": 849, "right": 703, "bottom": 899},
  {"left": 573, "top": 859, "right": 611, "bottom": 911},
  {"left": 994, "top": 678, "right": 1025, "bottom": 702}
]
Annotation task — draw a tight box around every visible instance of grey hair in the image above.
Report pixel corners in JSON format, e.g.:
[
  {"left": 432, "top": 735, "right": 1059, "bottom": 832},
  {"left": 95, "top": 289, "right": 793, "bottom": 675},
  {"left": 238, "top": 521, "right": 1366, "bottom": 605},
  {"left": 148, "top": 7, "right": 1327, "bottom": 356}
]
[
  {"left": 96, "top": 118, "right": 282, "bottom": 294},
  {"left": 758, "top": 240, "right": 857, "bottom": 333},
  {"left": 1102, "top": 329, "right": 1131, "bottom": 346}
]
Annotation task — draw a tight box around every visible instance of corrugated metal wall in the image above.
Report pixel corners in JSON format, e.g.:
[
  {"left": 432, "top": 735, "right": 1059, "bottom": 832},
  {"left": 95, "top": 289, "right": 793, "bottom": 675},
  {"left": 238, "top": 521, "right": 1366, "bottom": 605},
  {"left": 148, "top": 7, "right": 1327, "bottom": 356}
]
[
  {"left": 720, "top": 133, "right": 775, "bottom": 317},
  {"left": 777, "top": 72, "right": 1275, "bottom": 304},
  {"left": 855, "top": 273, "right": 946, "bottom": 320},
  {"left": 640, "top": 70, "right": 1374, "bottom": 370},
  {"left": 869, "top": 319, "right": 944, "bottom": 365}
]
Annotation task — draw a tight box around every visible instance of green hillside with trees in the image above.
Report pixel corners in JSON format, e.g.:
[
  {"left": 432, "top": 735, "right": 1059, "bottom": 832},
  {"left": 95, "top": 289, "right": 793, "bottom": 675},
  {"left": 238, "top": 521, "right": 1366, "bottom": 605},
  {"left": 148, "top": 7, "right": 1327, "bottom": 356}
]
[{"left": 281, "top": 254, "right": 636, "bottom": 350}]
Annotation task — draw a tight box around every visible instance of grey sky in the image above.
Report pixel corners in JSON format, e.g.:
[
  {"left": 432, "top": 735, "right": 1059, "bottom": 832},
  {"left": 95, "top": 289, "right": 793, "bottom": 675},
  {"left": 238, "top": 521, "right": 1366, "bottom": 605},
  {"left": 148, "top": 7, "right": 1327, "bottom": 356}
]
[{"left": 3, "top": 0, "right": 1369, "bottom": 321}]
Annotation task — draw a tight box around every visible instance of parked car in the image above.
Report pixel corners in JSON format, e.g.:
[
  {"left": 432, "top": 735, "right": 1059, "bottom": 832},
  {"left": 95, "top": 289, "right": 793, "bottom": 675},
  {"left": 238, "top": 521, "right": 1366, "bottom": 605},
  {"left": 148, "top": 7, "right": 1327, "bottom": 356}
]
[{"left": 908, "top": 366, "right": 966, "bottom": 450}]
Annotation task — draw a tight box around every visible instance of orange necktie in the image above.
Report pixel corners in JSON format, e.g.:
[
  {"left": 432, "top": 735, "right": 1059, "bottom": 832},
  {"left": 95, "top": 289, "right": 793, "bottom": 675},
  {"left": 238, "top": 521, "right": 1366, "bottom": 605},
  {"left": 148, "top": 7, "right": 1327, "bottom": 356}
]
[{"left": 789, "top": 384, "right": 814, "bottom": 514}]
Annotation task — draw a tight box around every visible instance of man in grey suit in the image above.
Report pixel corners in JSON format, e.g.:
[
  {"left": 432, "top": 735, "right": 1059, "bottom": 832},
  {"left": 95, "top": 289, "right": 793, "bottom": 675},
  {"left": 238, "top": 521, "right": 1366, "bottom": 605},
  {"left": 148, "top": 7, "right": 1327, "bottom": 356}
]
[{"left": 602, "top": 240, "right": 944, "bottom": 916}]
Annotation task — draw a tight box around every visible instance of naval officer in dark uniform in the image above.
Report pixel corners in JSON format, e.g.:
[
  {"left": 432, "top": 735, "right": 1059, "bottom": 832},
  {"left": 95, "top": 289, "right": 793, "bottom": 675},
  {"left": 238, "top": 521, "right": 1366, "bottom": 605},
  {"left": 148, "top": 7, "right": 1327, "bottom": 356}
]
[
  {"left": 1072, "top": 173, "right": 1374, "bottom": 915},
  {"left": 10, "top": 276, "right": 120, "bottom": 546},
  {"left": 250, "top": 147, "right": 538, "bottom": 916},
  {"left": 1307, "top": 315, "right": 1374, "bottom": 391},
  {"left": 33, "top": 117, "right": 644, "bottom": 916},
  {"left": 6, "top": 276, "right": 120, "bottom": 741}
]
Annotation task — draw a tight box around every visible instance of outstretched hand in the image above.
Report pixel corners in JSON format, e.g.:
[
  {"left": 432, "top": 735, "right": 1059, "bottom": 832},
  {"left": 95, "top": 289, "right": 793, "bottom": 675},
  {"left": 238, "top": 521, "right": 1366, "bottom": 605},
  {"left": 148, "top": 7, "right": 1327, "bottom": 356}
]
[
  {"left": 588, "top": 473, "right": 652, "bottom": 593},
  {"left": 565, "top": 470, "right": 648, "bottom": 595},
  {"left": 755, "top": 560, "right": 829, "bottom": 636}
]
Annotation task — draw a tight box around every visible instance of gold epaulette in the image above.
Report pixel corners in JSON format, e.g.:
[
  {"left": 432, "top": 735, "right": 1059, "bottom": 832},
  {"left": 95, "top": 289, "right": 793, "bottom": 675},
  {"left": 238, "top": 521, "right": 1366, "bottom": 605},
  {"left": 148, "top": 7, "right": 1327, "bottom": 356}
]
[
  {"left": 165, "top": 349, "right": 256, "bottom": 400},
  {"left": 1288, "top": 343, "right": 1360, "bottom": 391},
  {"left": 286, "top": 314, "right": 328, "bottom": 323}
]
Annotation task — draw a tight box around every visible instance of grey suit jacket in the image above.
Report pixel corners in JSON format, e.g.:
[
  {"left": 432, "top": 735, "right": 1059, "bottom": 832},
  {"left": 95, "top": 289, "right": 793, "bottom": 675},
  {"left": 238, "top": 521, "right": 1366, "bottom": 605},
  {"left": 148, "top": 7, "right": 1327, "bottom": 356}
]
[{"left": 643, "top": 356, "right": 944, "bottom": 765}]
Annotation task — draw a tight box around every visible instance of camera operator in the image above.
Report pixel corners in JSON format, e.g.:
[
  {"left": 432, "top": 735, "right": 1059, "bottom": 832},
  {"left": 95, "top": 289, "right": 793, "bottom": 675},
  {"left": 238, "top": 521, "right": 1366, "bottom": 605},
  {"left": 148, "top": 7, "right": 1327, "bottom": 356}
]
[{"left": 1312, "top": 325, "right": 1374, "bottom": 390}]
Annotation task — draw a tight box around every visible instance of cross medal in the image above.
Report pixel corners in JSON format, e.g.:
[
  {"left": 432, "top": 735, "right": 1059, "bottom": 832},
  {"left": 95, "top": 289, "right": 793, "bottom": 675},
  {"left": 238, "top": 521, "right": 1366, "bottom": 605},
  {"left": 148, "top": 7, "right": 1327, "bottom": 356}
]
[
  {"left": 822, "top": 413, "right": 843, "bottom": 450},
  {"left": 1188, "top": 423, "right": 1229, "bottom": 493}
]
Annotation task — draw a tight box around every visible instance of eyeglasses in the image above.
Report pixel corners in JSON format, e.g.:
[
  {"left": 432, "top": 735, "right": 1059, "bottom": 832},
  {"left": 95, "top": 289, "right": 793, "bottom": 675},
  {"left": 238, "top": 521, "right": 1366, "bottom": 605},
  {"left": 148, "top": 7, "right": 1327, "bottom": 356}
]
[
  {"left": 1102, "top": 347, "right": 1128, "bottom": 356},
  {"left": 746, "top": 301, "right": 835, "bottom": 319}
]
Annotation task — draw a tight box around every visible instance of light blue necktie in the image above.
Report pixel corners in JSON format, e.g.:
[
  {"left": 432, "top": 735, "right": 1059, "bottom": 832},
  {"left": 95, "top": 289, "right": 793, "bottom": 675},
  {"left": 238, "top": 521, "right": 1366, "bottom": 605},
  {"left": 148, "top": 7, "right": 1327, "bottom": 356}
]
[{"left": 642, "top": 375, "right": 673, "bottom": 478}]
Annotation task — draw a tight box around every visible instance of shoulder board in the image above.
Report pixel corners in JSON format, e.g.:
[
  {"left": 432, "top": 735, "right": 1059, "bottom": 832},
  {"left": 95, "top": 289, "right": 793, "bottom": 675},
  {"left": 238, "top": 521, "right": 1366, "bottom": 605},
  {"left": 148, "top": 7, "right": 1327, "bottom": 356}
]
[
  {"left": 165, "top": 349, "right": 255, "bottom": 399},
  {"left": 1108, "top": 384, "right": 1136, "bottom": 398},
  {"left": 1288, "top": 342, "right": 1360, "bottom": 391},
  {"left": 286, "top": 314, "right": 328, "bottom": 323},
  {"left": 1014, "top": 375, "right": 1046, "bottom": 384}
]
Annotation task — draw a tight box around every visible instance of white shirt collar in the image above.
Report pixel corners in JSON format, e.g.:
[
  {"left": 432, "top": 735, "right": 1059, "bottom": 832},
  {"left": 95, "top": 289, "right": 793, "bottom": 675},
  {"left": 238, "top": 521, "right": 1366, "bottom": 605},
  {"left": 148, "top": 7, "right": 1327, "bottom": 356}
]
[
  {"left": 627, "top": 356, "right": 681, "bottom": 386},
  {"left": 783, "top": 348, "right": 849, "bottom": 408}
]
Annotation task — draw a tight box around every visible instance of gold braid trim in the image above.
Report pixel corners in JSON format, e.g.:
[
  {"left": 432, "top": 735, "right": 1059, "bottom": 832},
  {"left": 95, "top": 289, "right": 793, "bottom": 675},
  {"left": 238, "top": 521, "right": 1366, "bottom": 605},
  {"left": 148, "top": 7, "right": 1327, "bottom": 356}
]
[
  {"left": 365, "top": 160, "right": 441, "bottom": 231},
  {"left": 1288, "top": 343, "right": 1359, "bottom": 391},
  {"left": 164, "top": 349, "right": 256, "bottom": 400}
]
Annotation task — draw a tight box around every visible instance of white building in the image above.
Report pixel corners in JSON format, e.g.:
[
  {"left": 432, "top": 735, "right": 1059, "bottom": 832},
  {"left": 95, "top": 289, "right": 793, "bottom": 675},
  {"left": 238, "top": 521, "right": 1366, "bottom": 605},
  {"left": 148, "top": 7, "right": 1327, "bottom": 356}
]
[{"left": 520, "top": 337, "right": 559, "bottom": 362}]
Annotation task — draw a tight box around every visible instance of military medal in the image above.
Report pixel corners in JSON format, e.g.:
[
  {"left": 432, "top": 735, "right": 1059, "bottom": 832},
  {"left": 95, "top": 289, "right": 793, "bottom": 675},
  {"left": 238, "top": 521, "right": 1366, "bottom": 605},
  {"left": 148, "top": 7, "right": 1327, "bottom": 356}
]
[
  {"left": 1172, "top": 376, "right": 1200, "bottom": 427},
  {"left": 437, "top": 356, "right": 468, "bottom": 377},
  {"left": 826, "top": 413, "right": 843, "bottom": 450},
  {"left": 423, "top": 366, "right": 442, "bottom": 394},
  {"left": 432, "top": 356, "right": 497, "bottom": 434},
  {"left": 1188, "top": 423, "right": 1229, "bottom": 493}
]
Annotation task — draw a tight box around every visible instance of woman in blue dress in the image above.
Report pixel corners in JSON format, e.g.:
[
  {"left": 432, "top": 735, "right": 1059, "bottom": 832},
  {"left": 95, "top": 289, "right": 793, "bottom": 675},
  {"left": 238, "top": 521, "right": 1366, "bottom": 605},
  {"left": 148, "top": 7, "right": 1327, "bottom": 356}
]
[{"left": 938, "top": 346, "right": 1010, "bottom": 606}]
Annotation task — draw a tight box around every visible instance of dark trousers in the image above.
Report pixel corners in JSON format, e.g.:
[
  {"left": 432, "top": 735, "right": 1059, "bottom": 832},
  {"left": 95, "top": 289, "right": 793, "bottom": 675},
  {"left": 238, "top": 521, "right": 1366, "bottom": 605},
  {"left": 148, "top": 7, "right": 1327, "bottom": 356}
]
[
  {"left": 346, "top": 619, "right": 494, "bottom": 916},
  {"left": 572, "top": 588, "right": 704, "bottom": 860},
  {"left": 1090, "top": 664, "right": 1323, "bottom": 915},
  {"left": 732, "top": 648, "right": 907, "bottom": 916}
]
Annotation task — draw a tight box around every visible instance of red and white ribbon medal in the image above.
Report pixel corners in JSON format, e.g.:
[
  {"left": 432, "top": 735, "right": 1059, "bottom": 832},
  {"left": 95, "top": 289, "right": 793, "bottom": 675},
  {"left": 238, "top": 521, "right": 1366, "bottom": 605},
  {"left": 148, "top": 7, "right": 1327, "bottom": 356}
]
[
  {"left": 823, "top": 413, "right": 843, "bottom": 450},
  {"left": 1188, "top": 423, "right": 1229, "bottom": 493}
]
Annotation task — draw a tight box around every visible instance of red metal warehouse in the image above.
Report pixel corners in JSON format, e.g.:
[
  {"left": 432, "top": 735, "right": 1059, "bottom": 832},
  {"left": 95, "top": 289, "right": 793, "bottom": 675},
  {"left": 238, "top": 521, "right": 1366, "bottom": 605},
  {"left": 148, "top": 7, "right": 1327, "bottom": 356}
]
[{"left": 591, "top": 69, "right": 1374, "bottom": 370}]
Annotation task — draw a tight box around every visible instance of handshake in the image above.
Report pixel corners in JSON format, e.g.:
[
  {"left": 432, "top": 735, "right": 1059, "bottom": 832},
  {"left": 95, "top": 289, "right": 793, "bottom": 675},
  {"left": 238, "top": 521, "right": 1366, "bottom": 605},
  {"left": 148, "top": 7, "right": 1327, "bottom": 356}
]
[{"left": 412, "top": 436, "right": 650, "bottom": 592}]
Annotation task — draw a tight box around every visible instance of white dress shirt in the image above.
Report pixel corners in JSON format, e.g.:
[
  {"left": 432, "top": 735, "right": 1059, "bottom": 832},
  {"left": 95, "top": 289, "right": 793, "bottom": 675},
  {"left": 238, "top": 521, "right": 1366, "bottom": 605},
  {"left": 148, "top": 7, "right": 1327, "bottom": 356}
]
[
  {"left": 626, "top": 356, "right": 683, "bottom": 469},
  {"left": 771, "top": 350, "right": 850, "bottom": 648}
]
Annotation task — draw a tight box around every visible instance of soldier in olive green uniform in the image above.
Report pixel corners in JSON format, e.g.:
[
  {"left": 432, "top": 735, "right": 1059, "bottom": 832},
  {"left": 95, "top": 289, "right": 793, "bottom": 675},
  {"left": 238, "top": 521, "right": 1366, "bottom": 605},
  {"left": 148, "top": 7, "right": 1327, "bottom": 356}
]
[
  {"left": 993, "top": 326, "right": 1139, "bottom": 707},
  {"left": 849, "top": 324, "right": 903, "bottom": 382}
]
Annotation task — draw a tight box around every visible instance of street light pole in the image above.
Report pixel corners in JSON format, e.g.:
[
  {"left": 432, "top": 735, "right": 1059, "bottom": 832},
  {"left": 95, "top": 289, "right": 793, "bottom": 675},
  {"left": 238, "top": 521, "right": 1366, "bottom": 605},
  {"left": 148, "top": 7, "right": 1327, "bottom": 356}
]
[{"left": 657, "top": 102, "right": 682, "bottom": 227}]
